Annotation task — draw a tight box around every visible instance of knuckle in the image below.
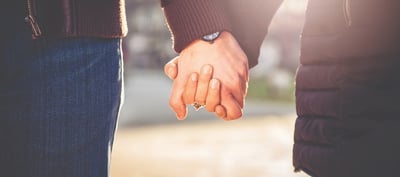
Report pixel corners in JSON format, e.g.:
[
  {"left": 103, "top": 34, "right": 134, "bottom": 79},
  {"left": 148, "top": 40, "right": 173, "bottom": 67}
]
[
  {"left": 183, "top": 91, "right": 193, "bottom": 99},
  {"left": 169, "top": 99, "right": 181, "bottom": 109},
  {"left": 195, "top": 95, "right": 206, "bottom": 103},
  {"left": 205, "top": 106, "right": 214, "bottom": 112}
]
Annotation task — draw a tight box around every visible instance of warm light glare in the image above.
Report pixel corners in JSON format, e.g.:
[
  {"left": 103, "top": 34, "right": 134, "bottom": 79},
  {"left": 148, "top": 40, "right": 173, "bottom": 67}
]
[{"left": 280, "top": 0, "right": 308, "bottom": 14}]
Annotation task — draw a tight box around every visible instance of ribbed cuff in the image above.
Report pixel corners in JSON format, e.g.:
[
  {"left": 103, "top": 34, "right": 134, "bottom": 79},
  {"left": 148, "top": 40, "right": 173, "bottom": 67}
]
[{"left": 162, "top": 0, "right": 232, "bottom": 53}]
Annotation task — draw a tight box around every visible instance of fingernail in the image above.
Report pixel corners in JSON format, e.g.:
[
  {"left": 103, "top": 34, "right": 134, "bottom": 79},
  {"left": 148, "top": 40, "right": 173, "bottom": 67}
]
[
  {"left": 191, "top": 73, "right": 198, "bottom": 82},
  {"left": 202, "top": 65, "right": 212, "bottom": 74},
  {"left": 211, "top": 78, "right": 219, "bottom": 89}
]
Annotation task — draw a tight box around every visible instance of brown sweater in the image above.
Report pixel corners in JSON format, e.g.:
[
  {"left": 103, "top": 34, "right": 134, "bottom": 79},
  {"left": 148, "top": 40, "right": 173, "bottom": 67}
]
[
  {"left": 28, "top": 0, "right": 128, "bottom": 39},
  {"left": 162, "top": 0, "right": 283, "bottom": 68}
]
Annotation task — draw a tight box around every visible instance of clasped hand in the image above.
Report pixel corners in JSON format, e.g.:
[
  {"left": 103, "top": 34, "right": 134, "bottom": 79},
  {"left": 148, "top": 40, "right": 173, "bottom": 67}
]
[{"left": 164, "top": 32, "right": 249, "bottom": 120}]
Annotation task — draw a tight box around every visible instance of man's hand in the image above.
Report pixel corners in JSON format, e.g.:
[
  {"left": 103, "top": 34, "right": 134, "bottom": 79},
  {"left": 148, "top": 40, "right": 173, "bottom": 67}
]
[{"left": 165, "top": 31, "right": 249, "bottom": 120}]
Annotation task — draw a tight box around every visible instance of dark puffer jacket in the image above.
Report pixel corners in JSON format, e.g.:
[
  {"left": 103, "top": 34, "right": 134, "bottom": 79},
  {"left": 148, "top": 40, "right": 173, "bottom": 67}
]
[
  {"left": 162, "top": 0, "right": 400, "bottom": 176},
  {"left": 295, "top": 0, "right": 400, "bottom": 176}
]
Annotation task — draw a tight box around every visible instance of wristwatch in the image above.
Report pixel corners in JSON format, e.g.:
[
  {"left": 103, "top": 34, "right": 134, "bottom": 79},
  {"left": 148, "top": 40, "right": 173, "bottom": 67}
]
[{"left": 201, "top": 31, "right": 221, "bottom": 43}]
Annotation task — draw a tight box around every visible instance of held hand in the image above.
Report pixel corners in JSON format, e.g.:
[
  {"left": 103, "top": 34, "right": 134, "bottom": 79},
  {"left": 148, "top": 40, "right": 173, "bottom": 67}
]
[
  {"left": 165, "top": 61, "right": 227, "bottom": 118},
  {"left": 167, "top": 31, "right": 249, "bottom": 120}
]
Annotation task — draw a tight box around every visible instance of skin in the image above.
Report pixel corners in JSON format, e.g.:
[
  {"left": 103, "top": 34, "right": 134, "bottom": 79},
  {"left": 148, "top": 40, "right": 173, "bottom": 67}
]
[
  {"left": 164, "top": 31, "right": 249, "bottom": 120},
  {"left": 165, "top": 59, "right": 227, "bottom": 118}
]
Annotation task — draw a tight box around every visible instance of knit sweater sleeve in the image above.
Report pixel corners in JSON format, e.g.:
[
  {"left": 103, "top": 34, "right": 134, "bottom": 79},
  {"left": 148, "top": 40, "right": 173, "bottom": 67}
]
[
  {"left": 161, "top": 0, "right": 232, "bottom": 53},
  {"left": 162, "top": 0, "right": 283, "bottom": 68}
]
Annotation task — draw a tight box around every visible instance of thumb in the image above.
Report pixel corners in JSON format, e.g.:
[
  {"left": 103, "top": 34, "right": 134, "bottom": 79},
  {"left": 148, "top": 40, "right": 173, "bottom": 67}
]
[{"left": 164, "top": 56, "right": 179, "bottom": 80}]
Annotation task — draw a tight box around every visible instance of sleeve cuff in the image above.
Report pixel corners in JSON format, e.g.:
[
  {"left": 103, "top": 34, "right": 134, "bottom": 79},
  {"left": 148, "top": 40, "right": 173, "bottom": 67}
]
[{"left": 162, "top": 0, "right": 232, "bottom": 53}]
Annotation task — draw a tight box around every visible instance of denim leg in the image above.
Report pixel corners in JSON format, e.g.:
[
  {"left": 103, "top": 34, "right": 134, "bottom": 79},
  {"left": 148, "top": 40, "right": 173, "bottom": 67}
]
[{"left": 0, "top": 21, "right": 123, "bottom": 176}]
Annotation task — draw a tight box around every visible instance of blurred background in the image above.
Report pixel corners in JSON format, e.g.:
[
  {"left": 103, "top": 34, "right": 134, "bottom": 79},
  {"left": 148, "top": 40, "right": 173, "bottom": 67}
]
[{"left": 111, "top": 0, "right": 309, "bottom": 177}]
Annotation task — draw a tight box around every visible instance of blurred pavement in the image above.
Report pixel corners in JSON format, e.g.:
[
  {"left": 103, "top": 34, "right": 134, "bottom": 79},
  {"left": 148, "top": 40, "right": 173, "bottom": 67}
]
[{"left": 111, "top": 114, "right": 308, "bottom": 177}]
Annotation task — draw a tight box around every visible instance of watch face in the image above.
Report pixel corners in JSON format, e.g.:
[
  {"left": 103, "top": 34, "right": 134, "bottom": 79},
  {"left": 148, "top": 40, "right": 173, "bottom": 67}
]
[{"left": 202, "top": 31, "right": 221, "bottom": 42}]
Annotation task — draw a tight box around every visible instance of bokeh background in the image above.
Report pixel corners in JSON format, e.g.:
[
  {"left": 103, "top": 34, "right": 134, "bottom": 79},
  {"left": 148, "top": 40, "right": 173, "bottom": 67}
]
[{"left": 111, "top": 0, "right": 309, "bottom": 177}]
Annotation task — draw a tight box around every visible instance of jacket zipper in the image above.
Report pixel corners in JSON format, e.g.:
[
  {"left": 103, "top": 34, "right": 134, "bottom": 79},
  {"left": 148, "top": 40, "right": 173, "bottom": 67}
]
[
  {"left": 343, "top": 0, "right": 352, "bottom": 27},
  {"left": 25, "top": 0, "right": 42, "bottom": 39}
]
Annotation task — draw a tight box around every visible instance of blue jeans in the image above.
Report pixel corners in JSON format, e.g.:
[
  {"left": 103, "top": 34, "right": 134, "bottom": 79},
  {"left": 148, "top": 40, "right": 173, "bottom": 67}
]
[{"left": 0, "top": 8, "right": 123, "bottom": 177}]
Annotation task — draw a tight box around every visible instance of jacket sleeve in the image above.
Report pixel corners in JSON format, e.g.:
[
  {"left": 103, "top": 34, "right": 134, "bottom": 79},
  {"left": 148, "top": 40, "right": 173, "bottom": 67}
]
[
  {"left": 162, "top": 0, "right": 283, "bottom": 68},
  {"left": 225, "top": 0, "right": 283, "bottom": 68}
]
